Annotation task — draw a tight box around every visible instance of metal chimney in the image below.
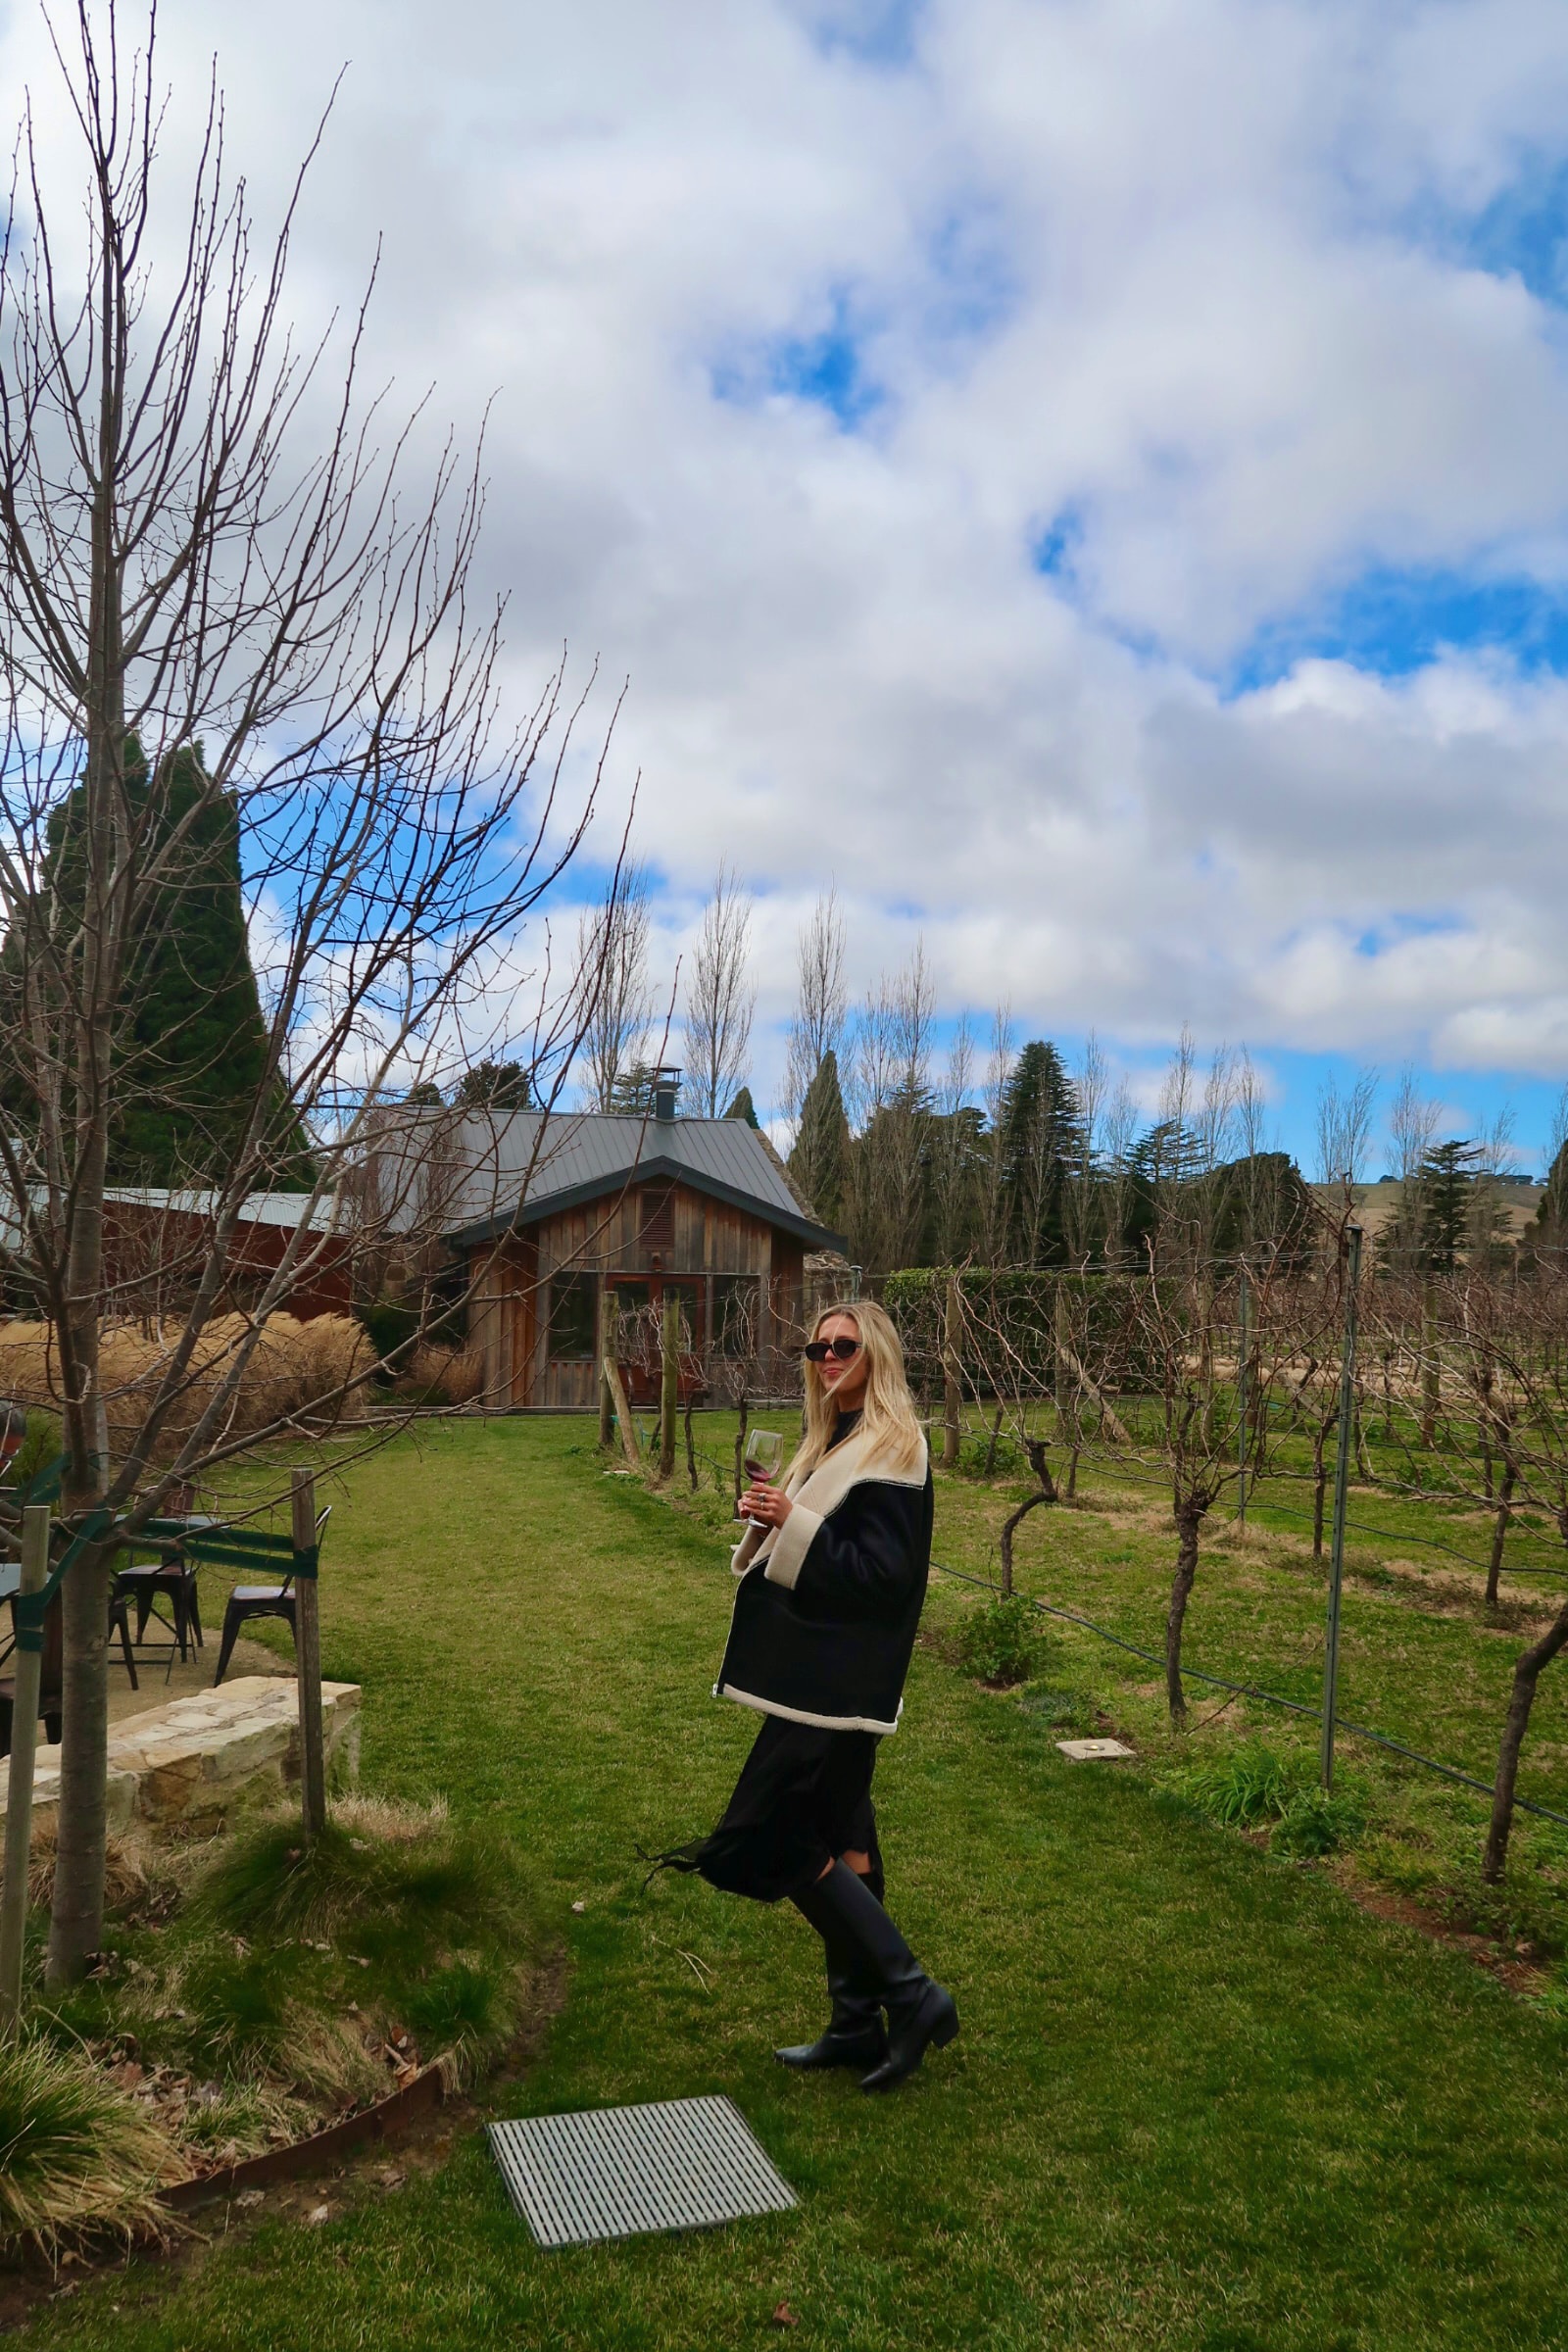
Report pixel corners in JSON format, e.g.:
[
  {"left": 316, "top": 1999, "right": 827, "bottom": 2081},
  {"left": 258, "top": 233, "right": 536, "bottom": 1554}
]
[{"left": 653, "top": 1066, "right": 681, "bottom": 1123}]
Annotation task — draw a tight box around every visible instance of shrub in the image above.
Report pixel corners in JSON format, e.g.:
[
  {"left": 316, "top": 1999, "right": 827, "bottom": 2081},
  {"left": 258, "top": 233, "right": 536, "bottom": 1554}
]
[
  {"left": 404, "top": 1344, "right": 485, "bottom": 1405},
  {"left": 956, "top": 1593, "right": 1051, "bottom": 1687},
  {"left": 0, "top": 2034, "right": 171, "bottom": 2247},
  {"left": 8, "top": 1407, "right": 62, "bottom": 1489},
  {"left": 0, "top": 1312, "right": 369, "bottom": 1455}
]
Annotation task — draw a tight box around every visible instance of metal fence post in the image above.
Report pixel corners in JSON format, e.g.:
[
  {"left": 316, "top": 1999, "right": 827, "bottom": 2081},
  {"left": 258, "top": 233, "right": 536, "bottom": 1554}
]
[
  {"left": 1320, "top": 1227, "right": 1363, "bottom": 1791},
  {"left": 0, "top": 1506, "right": 52, "bottom": 2031}
]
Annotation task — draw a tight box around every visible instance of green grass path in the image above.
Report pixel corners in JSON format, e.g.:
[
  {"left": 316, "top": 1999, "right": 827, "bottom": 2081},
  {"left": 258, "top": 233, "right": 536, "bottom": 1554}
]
[{"left": 46, "top": 1422, "right": 1568, "bottom": 2350}]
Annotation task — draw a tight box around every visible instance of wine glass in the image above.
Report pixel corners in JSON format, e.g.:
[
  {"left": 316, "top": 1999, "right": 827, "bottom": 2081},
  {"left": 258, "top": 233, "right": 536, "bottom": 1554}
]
[{"left": 741, "top": 1429, "right": 783, "bottom": 1523}]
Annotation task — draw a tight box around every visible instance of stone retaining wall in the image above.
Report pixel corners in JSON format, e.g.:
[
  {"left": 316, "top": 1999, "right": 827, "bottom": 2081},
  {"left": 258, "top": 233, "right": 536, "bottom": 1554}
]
[{"left": 0, "top": 1675, "right": 361, "bottom": 1837}]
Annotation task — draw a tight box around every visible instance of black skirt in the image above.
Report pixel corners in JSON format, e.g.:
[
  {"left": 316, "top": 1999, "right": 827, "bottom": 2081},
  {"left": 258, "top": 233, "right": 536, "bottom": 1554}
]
[{"left": 659, "top": 1713, "right": 881, "bottom": 1904}]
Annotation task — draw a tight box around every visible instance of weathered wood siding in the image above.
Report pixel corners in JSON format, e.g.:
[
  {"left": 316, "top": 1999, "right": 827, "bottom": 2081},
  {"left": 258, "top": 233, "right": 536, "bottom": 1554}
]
[{"left": 465, "top": 1179, "right": 795, "bottom": 1406}]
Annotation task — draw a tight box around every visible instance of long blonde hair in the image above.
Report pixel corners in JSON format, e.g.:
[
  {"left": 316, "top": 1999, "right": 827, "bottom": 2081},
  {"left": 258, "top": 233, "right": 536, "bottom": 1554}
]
[{"left": 793, "top": 1298, "right": 925, "bottom": 1482}]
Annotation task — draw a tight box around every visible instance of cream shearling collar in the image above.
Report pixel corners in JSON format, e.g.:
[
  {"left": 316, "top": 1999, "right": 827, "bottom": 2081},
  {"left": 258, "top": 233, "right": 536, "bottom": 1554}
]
[{"left": 731, "top": 1422, "right": 929, "bottom": 1593}]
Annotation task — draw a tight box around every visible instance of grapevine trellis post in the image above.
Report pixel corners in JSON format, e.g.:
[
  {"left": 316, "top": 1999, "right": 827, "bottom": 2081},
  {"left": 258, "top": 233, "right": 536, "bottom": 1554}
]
[{"left": 1321, "top": 1228, "right": 1363, "bottom": 1790}]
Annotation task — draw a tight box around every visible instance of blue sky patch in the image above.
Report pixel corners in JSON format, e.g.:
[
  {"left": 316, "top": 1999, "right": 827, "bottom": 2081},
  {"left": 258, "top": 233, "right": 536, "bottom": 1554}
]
[
  {"left": 1465, "top": 159, "right": 1568, "bottom": 306},
  {"left": 797, "top": 0, "right": 924, "bottom": 69},
  {"left": 1225, "top": 562, "right": 1568, "bottom": 694},
  {"left": 711, "top": 293, "right": 884, "bottom": 428}
]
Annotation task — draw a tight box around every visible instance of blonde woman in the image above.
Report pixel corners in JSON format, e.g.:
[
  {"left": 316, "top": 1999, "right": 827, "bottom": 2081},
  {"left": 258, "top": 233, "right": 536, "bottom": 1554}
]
[{"left": 657, "top": 1298, "right": 958, "bottom": 2092}]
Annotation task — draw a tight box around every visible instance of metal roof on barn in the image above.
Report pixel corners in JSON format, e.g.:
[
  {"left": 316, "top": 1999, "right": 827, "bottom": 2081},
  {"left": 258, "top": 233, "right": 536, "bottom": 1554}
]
[{"left": 438, "top": 1111, "right": 842, "bottom": 1252}]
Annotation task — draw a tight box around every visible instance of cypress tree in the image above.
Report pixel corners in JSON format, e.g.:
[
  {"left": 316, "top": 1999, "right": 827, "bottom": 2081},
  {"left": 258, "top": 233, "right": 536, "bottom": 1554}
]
[
  {"left": 723, "top": 1085, "right": 760, "bottom": 1128},
  {"left": 6, "top": 739, "right": 306, "bottom": 1187},
  {"left": 790, "top": 1049, "right": 850, "bottom": 1227}
]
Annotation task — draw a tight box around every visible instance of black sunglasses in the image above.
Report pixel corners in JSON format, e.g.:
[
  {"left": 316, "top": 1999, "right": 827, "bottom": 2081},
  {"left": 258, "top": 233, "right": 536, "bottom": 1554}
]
[{"left": 805, "top": 1336, "right": 861, "bottom": 1363}]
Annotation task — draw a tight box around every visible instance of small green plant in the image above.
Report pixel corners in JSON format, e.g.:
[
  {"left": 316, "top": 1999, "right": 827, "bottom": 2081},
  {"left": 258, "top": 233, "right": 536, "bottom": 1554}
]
[
  {"left": 1272, "top": 1785, "right": 1366, "bottom": 1859},
  {"left": 956, "top": 1593, "right": 1051, "bottom": 1687},
  {"left": 1174, "top": 1740, "right": 1315, "bottom": 1830},
  {"left": 1169, "top": 1741, "right": 1366, "bottom": 1857}
]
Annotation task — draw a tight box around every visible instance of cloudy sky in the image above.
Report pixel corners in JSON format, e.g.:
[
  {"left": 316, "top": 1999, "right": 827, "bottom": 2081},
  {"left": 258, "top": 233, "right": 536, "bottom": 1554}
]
[{"left": 8, "top": 0, "right": 1568, "bottom": 1166}]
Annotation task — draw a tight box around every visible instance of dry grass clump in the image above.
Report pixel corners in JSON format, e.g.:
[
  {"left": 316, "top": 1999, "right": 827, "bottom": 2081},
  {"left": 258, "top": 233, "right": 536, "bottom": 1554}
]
[
  {"left": 0, "top": 2034, "right": 174, "bottom": 2249},
  {"left": 0, "top": 1311, "right": 369, "bottom": 1455},
  {"left": 405, "top": 1344, "right": 484, "bottom": 1404}
]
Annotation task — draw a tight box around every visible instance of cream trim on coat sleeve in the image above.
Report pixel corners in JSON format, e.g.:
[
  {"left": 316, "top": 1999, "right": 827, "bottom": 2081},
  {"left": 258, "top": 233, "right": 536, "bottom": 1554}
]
[{"left": 762, "top": 1503, "right": 822, "bottom": 1591}]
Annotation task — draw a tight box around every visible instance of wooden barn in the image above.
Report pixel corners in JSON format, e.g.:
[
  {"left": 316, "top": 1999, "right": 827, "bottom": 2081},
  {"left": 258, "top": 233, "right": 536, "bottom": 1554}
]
[{"left": 439, "top": 1080, "right": 845, "bottom": 1409}]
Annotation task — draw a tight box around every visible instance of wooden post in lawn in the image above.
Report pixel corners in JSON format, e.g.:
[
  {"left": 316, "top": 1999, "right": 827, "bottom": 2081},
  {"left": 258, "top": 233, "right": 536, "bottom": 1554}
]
[
  {"left": 942, "top": 1274, "right": 961, "bottom": 1470},
  {"left": 659, "top": 1297, "right": 679, "bottom": 1482},
  {"left": 293, "top": 1469, "right": 327, "bottom": 1841},
  {"left": 1320, "top": 1228, "right": 1362, "bottom": 1791},
  {"left": 0, "top": 1506, "right": 51, "bottom": 2032},
  {"left": 597, "top": 1285, "right": 615, "bottom": 1450}
]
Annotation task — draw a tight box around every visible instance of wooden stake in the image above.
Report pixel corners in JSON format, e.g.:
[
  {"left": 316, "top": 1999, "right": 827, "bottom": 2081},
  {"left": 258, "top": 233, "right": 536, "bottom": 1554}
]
[
  {"left": 292, "top": 1470, "right": 326, "bottom": 1841},
  {"left": 597, "top": 1285, "right": 614, "bottom": 1450},
  {"left": 0, "top": 1506, "right": 51, "bottom": 2032},
  {"left": 602, "top": 1346, "right": 641, "bottom": 1469},
  {"left": 659, "top": 1297, "right": 679, "bottom": 1482}
]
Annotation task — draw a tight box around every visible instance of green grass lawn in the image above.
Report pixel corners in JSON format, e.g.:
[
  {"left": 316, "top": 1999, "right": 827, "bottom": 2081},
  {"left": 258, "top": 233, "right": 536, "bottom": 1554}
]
[{"left": 39, "top": 1417, "right": 1568, "bottom": 2350}]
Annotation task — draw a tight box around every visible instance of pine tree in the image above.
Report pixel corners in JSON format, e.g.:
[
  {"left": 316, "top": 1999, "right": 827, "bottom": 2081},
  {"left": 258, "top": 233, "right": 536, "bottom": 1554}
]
[
  {"left": 723, "top": 1085, "right": 760, "bottom": 1128},
  {"left": 998, "top": 1041, "right": 1082, "bottom": 1266},
  {"left": 1420, "top": 1140, "right": 1478, "bottom": 1272},
  {"left": 456, "top": 1060, "right": 530, "bottom": 1109},
  {"left": 790, "top": 1049, "right": 850, "bottom": 1227}
]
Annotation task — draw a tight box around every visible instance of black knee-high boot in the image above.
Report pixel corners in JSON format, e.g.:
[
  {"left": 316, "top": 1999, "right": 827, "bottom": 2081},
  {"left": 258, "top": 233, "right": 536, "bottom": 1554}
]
[
  {"left": 775, "top": 1856, "right": 888, "bottom": 2070},
  {"left": 790, "top": 1860, "right": 958, "bottom": 2092}
]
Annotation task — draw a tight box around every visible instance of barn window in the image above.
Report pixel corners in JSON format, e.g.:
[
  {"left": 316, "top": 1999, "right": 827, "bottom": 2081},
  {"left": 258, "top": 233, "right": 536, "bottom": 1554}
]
[
  {"left": 549, "top": 1272, "right": 597, "bottom": 1360},
  {"left": 712, "top": 1275, "right": 760, "bottom": 1358}
]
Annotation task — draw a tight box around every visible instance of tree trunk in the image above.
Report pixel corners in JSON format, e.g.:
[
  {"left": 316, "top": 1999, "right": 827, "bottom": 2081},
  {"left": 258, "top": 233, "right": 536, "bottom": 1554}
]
[
  {"left": 659, "top": 1298, "right": 678, "bottom": 1482},
  {"left": 1165, "top": 1500, "right": 1203, "bottom": 1720},
  {"left": 1000, "top": 1492, "right": 1050, "bottom": 1597},
  {"left": 683, "top": 1394, "right": 698, "bottom": 1492},
  {"left": 1484, "top": 1587, "right": 1568, "bottom": 1882},
  {"left": 982, "top": 1406, "right": 1004, "bottom": 1479},
  {"left": 46, "top": 180, "right": 129, "bottom": 1983},
  {"left": 942, "top": 1275, "right": 961, "bottom": 1469},
  {"left": 1486, "top": 1464, "right": 1516, "bottom": 1610}
]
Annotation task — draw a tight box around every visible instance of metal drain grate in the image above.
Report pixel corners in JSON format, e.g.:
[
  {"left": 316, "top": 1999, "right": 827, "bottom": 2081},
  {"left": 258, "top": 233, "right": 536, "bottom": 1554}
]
[{"left": 489, "top": 2094, "right": 797, "bottom": 2248}]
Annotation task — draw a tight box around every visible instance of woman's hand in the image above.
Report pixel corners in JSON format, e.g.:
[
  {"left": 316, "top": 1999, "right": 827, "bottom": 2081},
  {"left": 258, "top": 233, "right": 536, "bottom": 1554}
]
[{"left": 739, "top": 1479, "right": 793, "bottom": 1530}]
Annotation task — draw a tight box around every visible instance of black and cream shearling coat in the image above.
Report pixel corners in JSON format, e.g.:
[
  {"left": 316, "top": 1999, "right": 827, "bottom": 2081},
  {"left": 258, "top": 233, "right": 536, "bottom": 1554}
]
[{"left": 713, "top": 1420, "right": 934, "bottom": 1736}]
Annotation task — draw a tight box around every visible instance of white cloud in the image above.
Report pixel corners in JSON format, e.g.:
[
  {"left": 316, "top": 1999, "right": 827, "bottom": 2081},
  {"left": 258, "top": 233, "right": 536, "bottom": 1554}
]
[{"left": 8, "top": 0, "right": 1568, "bottom": 1117}]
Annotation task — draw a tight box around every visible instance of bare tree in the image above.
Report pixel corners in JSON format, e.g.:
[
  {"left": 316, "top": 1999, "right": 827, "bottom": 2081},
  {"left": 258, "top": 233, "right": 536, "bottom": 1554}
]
[
  {"left": 783, "top": 888, "right": 847, "bottom": 1123},
  {"left": 0, "top": 6, "right": 616, "bottom": 1980},
  {"left": 929, "top": 1010, "right": 979, "bottom": 1265},
  {"left": 681, "top": 862, "right": 754, "bottom": 1117},
  {"left": 577, "top": 858, "right": 653, "bottom": 1110},
  {"left": 1101, "top": 1073, "right": 1140, "bottom": 1268},
  {"left": 843, "top": 942, "right": 934, "bottom": 1275},
  {"left": 1314, "top": 1067, "right": 1379, "bottom": 1191}
]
